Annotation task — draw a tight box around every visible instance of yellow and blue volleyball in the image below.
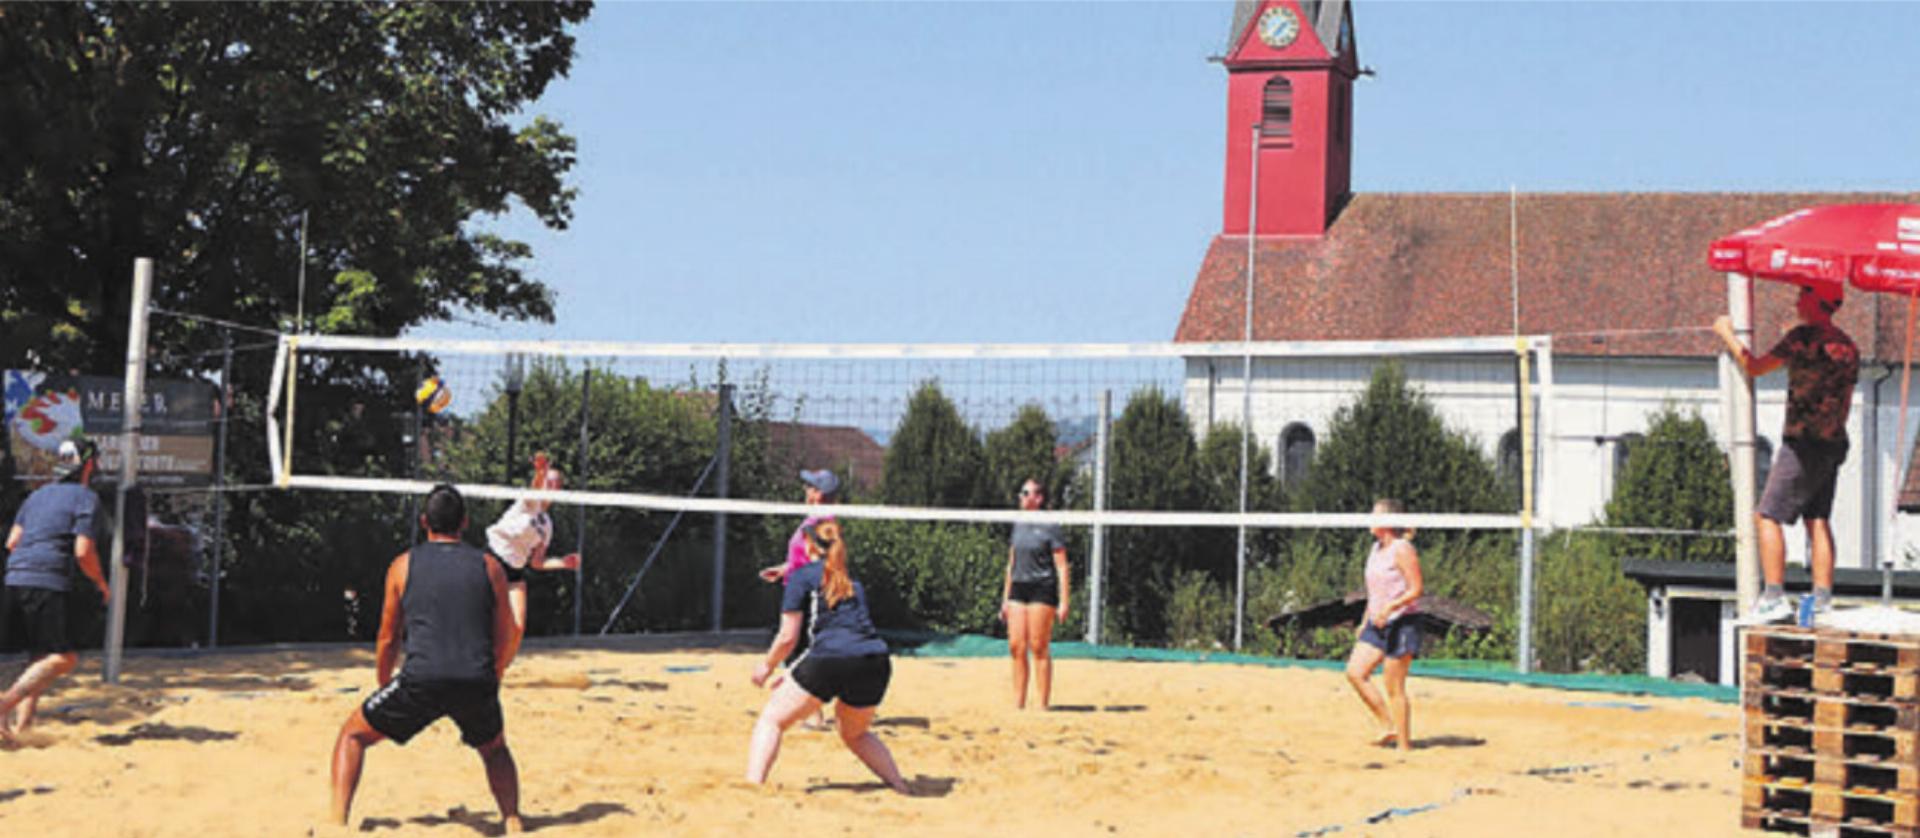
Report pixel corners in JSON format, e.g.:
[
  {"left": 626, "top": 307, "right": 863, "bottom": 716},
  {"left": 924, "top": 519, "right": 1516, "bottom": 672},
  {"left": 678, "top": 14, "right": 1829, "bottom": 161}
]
[{"left": 415, "top": 376, "right": 452, "bottom": 414}]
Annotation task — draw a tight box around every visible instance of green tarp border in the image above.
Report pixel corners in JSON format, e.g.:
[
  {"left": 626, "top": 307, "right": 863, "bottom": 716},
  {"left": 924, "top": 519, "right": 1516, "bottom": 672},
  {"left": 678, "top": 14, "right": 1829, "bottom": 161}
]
[{"left": 883, "top": 631, "right": 1737, "bottom": 704}]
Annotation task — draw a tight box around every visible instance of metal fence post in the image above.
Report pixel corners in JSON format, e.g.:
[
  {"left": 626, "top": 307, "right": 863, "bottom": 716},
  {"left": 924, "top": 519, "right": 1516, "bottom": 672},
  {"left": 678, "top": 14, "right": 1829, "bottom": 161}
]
[{"left": 711, "top": 383, "right": 733, "bottom": 632}]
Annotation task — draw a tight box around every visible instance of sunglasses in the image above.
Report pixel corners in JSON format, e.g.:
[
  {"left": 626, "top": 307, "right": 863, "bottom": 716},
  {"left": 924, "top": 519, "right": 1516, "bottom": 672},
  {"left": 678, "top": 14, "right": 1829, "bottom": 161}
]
[{"left": 1019, "top": 488, "right": 1039, "bottom": 498}]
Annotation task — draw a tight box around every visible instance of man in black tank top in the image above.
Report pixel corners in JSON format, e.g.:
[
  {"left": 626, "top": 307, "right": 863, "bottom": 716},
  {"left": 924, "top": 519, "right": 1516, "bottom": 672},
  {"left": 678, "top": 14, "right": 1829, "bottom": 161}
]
[{"left": 328, "top": 485, "right": 524, "bottom": 831}]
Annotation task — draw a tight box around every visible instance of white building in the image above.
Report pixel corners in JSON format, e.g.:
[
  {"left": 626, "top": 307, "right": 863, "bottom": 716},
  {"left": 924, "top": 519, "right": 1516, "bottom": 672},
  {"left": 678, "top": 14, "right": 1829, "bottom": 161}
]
[{"left": 1178, "top": 2, "right": 1920, "bottom": 575}]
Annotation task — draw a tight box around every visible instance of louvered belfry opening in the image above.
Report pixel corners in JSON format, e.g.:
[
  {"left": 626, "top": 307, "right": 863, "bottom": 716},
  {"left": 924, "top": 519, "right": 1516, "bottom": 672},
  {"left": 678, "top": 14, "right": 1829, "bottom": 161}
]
[{"left": 1261, "top": 75, "right": 1293, "bottom": 141}]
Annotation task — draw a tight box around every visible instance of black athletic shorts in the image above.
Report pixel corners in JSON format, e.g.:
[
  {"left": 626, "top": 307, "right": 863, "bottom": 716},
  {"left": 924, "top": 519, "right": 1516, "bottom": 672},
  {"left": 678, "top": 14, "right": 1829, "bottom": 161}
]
[
  {"left": 488, "top": 551, "right": 528, "bottom": 584},
  {"left": 361, "top": 677, "right": 504, "bottom": 747},
  {"left": 1758, "top": 438, "right": 1849, "bottom": 526},
  {"left": 1008, "top": 579, "right": 1059, "bottom": 608},
  {"left": 0, "top": 586, "right": 81, "bottom": 659},
  {"left": 791, "top": 653, "right": 891, "bottom": 708}
]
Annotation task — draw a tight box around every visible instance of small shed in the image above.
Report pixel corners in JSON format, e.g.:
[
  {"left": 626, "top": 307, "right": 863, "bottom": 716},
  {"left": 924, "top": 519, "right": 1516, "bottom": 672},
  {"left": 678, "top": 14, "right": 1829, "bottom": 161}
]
[
  {"left": 1265, "top": 592, "right": 1493, "bottom": 657},
  {"left": 1622, "top": 559, "right": 1920, "bottom": 687}
]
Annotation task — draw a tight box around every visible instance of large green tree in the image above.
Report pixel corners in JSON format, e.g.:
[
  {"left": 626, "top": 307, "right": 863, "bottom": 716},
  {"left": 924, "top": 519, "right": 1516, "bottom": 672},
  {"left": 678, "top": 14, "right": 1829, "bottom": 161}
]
[
  {"left": 981, "top": 403, "right": 1063, "bottom": 506},
  {"left": 0, "top": 2, "right": 590, "bottom": 373},
  {"left": 1602, "top": 405, "right": 1733, "bottom": 563},
  {"left": 1103, "top": 386, "right": 1206, "bottom": 642},
  {"left": 0, "top": 4, "right": 593, "bottom": 644},
  {"left": 880, "top": 381, "right": 986, "bottom": 508}
]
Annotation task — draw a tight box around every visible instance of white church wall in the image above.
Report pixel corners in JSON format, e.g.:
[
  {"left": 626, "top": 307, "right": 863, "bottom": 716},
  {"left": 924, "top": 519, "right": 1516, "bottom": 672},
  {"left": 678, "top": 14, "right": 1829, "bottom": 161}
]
[{"left": 1183, "top": 352, "right": 1919, "bottom": 571}]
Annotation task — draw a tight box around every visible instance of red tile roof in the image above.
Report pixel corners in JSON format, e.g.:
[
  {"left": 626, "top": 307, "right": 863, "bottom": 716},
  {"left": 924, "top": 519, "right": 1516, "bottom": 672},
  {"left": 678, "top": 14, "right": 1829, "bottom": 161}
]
[
  {"left": 767, "top": 422, "right": 886, "bottom": 494},
  {"left": 1175, "top": 192, "right": 1920, "bottom": 361}
]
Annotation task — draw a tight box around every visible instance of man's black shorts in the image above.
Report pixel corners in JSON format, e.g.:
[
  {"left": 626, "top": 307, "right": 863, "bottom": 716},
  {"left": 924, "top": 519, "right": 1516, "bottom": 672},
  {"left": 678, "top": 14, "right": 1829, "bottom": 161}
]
[
  {"left": 791, "top": 653, "right": 891, "bottom": 708},
  {"left": 0, "top": 586, "right": 80, "bottom": 659},
  {"left": 1758, "top": 438, "right": 1850, "bottom": 525},
  {"left": 361, "top": 677, "right": 504, "bottom": 747}
]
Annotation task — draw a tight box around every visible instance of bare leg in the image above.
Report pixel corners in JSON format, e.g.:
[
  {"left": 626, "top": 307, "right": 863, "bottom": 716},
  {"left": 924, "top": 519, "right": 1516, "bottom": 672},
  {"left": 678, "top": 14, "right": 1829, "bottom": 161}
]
[
  {"left": 1756, "top": 514, "right": 1787, "bottom": 588},
  {"left": 328, "top": 708, "right": 386, "bottom": 826},
  {"left": 834, "top": 702, "right": 909, "bottom": 793},
  {"left": 475, "top": 735, "right": 522, "bottom": 833},
  {"left": 1007, "top": 604, "right": 1031, "bottom": 709},
  {"left": 0, "top": 652, "right": 77, "bottom": 742},
  {"left": 1383, "top": 654, "right": 1414, "bottom": 753},
  {"left": 507, "top": 581, "right": 529, "bottom": 635},
  {"left": 12, "top": 694, "right": 40, "bottom": 734},
  {"left": 1807, "top": 518, "right": 1835, "bottom": 592},
  {"left": 1026, "top": 604, "right": 1056, "bottom": 710},
  {"left": 746, "top": 678, "right": 824, "bottom": 784},
  {"left": 1345, "top": 641, "right": 1392, "bottom": 743}
]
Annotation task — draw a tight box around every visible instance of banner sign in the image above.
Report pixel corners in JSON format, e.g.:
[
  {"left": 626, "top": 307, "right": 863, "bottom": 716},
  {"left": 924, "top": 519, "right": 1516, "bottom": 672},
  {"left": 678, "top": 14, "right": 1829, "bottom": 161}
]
[{"left": 4, "top": 370, "right": 219, "bottom": 486}]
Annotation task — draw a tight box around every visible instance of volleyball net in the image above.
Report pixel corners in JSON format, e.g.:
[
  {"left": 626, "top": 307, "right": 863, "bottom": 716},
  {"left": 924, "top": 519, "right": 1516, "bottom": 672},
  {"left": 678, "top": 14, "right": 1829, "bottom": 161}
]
[{"left": 252, "top": 332, "right": 1565, "bottom": 655}]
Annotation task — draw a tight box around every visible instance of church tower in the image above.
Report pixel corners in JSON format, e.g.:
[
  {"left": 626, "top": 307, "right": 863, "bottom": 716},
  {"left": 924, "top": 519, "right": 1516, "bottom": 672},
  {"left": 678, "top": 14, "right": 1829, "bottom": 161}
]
[{"left": 1219, "top": 1, "right": 1360, "bottom": 238}]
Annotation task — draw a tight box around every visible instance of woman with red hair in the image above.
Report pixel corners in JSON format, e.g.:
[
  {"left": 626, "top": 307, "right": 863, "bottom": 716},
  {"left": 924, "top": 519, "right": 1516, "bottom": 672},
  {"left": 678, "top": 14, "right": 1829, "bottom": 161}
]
[{"left": 746, "top": 520, "right": 909, "bottom": 792}]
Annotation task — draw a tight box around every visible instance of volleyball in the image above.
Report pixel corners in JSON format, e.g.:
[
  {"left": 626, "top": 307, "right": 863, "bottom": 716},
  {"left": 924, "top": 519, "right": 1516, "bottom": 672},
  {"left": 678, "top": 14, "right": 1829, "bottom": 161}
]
[{"left": 414, "top": 376, "right": 452, "bottom": 414}]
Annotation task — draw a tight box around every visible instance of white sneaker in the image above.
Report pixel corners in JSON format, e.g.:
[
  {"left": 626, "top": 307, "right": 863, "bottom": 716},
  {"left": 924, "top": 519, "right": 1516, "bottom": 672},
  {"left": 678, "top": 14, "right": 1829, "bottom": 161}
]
[{"left": 1737, "top": 596, "right": 1797, "bottom": 626}]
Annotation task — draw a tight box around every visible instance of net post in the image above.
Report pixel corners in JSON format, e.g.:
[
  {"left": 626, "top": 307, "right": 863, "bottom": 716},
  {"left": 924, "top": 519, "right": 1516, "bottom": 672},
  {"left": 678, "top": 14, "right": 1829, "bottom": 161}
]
[
  {"left": 1088, "top": 389, "right": 1111, "bottom": 645},
  {"left": 711, "top": 383, "right": 733, "bottom": 633},
  {"left": 1724, "top": 272, "right": 1760, "bottom": 614},
  {"left": 574, "top": 365, "right": 591, "bottom": 636},
  {"left": 105, "top": 257, "right": 154, "bottom": 683},
  {"left": 1516, "top": 335, "right": 1536, "bottom": 674},
  {"left": 208, "top": 330, "right": 233, "bottom": 649}
]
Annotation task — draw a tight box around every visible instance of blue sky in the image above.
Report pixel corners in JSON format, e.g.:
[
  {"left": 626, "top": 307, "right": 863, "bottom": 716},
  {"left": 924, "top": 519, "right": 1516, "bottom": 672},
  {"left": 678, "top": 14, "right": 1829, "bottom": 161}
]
[{"left": 428, "top": 1, "right": 1920, "bottom": 346}]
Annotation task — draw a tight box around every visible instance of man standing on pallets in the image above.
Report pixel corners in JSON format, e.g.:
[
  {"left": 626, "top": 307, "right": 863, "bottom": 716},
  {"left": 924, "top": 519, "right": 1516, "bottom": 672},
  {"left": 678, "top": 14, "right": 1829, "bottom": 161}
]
[{"left": 1715, "top": 282, "right": 1860, "bottom": 624}]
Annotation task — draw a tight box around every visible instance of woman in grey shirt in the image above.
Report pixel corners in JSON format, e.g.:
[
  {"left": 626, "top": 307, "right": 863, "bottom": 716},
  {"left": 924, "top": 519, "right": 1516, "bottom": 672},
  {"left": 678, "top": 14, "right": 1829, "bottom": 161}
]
[{"left": 1000, "top": 478, "right": 1069, "bottom": 710}]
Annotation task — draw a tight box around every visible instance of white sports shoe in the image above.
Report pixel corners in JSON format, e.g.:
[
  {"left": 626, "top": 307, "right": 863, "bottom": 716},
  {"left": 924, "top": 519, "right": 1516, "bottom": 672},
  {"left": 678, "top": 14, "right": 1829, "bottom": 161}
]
[{"left": 1737, "top": 595, "right": 1797, "bottom": 626}]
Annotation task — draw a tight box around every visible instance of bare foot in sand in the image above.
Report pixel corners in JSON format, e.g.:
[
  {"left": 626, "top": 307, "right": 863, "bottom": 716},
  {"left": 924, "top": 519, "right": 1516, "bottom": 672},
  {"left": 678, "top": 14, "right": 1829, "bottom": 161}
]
[
  {"left": 1369, "top": 731, "right": 1398, "bottom": 748},
  {"left": 503, "top": 815, "right": 524, "bottom": 833}
]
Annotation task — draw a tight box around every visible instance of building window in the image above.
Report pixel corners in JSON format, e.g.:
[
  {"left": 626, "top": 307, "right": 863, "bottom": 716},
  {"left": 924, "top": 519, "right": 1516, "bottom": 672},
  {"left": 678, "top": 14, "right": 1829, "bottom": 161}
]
[
  {"left": 1281, "top": 422, "right": 1315, "bottom": 487},
  {"left": 1755, "top": 436, "right": 1774, "bottom": 493},
  {"left": 1498, "top": 429, "right": 1522, "bottom": 486},
  {"left": 1614, "top": 432, "right": 1644, "bottom": 480},
  {"left": 1261, "top": 76, "right": 1293, "bottom": 142}
]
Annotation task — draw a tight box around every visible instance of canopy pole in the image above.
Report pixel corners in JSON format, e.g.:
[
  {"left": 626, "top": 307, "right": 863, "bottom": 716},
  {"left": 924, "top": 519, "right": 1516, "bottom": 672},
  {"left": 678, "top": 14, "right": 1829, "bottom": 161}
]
[
  {"left": 1726, "top": 272, "right": 1760, "bottom": 613},
  {"left": 1894, "top": 290, "right": 1917, "bottom": 581}
]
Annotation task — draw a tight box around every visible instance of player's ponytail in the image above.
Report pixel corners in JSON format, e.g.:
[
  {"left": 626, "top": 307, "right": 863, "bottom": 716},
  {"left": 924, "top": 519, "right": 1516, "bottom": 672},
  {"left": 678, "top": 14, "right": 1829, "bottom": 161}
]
[{"left": 808, "top": 520, "right": 854, "bottom": 608}]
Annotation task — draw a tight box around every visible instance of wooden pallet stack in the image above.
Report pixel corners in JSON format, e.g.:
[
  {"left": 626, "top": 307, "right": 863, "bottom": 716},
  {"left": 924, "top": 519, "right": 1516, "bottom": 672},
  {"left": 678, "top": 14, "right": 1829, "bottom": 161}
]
[{"left": 1745, "top": 624, "right": 1920, "bottom": 837}]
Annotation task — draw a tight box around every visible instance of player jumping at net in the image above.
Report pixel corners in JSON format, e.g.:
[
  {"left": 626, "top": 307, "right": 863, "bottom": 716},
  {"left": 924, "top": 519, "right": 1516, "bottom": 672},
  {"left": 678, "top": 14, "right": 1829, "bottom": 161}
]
[
  {"left": 486, "top": 452, "right": 582, "bottom": 633},
  {"left": 1714, "top": 283, "right": 1859, "bottom": 623},
  {"left": 328, "top": 485, "right": 523, "bottom": 831},
  {"left": 747, "top": 519, "right": 910, "bottom": 793},
  {"left": 1345, "top": 498, "right": 1424, "bottom": 753},
  {"left": 1001, "top": 477, "right": 1069, "bottom": 710},
  {"left": 0, "top": 438, "right": 110, "bottom": 745}
]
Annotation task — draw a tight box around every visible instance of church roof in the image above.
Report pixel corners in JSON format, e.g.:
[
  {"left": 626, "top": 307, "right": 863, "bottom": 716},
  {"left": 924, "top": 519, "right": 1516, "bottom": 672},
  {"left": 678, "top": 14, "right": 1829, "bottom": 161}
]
[{"left": 1174, "top": 191, "right": 1920, "bottom": 362}]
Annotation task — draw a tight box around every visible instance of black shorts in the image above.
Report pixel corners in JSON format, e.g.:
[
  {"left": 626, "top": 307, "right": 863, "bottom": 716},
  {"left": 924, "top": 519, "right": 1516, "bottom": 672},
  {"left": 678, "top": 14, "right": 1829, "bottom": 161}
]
[
  {"left": 1758, "top": 438, "right": 1849, "bottom": 526},
  {"left": 1008, "top": 579, "right": 1059, "bottom": 608},
  {"left": 791, "top": 653, "right": 891, "bottom": 708},
  {"left": 488, "top": 551, "right": 528, "bottom": 584},
  {"left": 361, "top": 677, "right": 504, "bottom": 747},
  {"left": 0, "top": 586, "right": 81, "bottom": 659}
]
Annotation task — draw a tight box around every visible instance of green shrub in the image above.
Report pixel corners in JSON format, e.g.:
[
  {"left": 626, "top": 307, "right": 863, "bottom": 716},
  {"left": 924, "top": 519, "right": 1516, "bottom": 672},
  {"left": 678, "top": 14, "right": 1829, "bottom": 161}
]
[{"left": 1167, "top": 569, "right": 1234, "bottom": 650}]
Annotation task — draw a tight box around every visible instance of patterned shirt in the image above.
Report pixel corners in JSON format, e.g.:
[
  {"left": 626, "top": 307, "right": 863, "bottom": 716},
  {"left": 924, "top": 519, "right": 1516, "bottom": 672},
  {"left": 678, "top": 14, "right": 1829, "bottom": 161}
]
[{"left": 1766, "top": 322, "right": 1859, "bottom": 444}]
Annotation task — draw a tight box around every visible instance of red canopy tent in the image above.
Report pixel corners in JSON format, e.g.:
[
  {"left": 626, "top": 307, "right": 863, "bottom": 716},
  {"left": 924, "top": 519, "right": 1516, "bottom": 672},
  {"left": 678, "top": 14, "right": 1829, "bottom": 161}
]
[{"left": 1708, "top": 204, "right": 1920, "bottom": 608}]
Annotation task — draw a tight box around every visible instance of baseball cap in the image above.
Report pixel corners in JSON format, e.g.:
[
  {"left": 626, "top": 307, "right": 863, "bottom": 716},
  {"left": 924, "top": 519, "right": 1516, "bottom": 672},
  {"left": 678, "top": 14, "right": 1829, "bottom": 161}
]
[
  {"left": 799, "top": 469, "right": 840, "bottom": 497},
  {"left": 53, "top": 436, "right": 98, "bottom": 478},
  {"left": 1803, "top": 282, "right": 1844, "bottom": 310}
]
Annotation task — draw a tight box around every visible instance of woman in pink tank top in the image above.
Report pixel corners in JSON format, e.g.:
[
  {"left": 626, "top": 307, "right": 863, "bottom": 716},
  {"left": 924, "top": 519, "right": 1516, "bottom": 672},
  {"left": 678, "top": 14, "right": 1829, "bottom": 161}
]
[{"left": 1345, "top": 498, "right": 1425, "bottom": 753}]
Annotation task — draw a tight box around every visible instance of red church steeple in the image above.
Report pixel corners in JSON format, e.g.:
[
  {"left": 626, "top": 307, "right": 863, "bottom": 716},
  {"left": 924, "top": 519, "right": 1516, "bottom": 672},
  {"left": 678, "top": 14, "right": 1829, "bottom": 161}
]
[{"left": 1219, "top": 0, "right": 1359, "bottom": 238}]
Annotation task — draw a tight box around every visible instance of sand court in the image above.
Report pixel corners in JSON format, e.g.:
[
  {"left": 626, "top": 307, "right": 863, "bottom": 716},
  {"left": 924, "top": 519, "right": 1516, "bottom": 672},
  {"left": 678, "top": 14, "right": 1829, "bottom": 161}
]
[{"left": 0, "top": 636, "right": 1744, "bottom": 836}]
